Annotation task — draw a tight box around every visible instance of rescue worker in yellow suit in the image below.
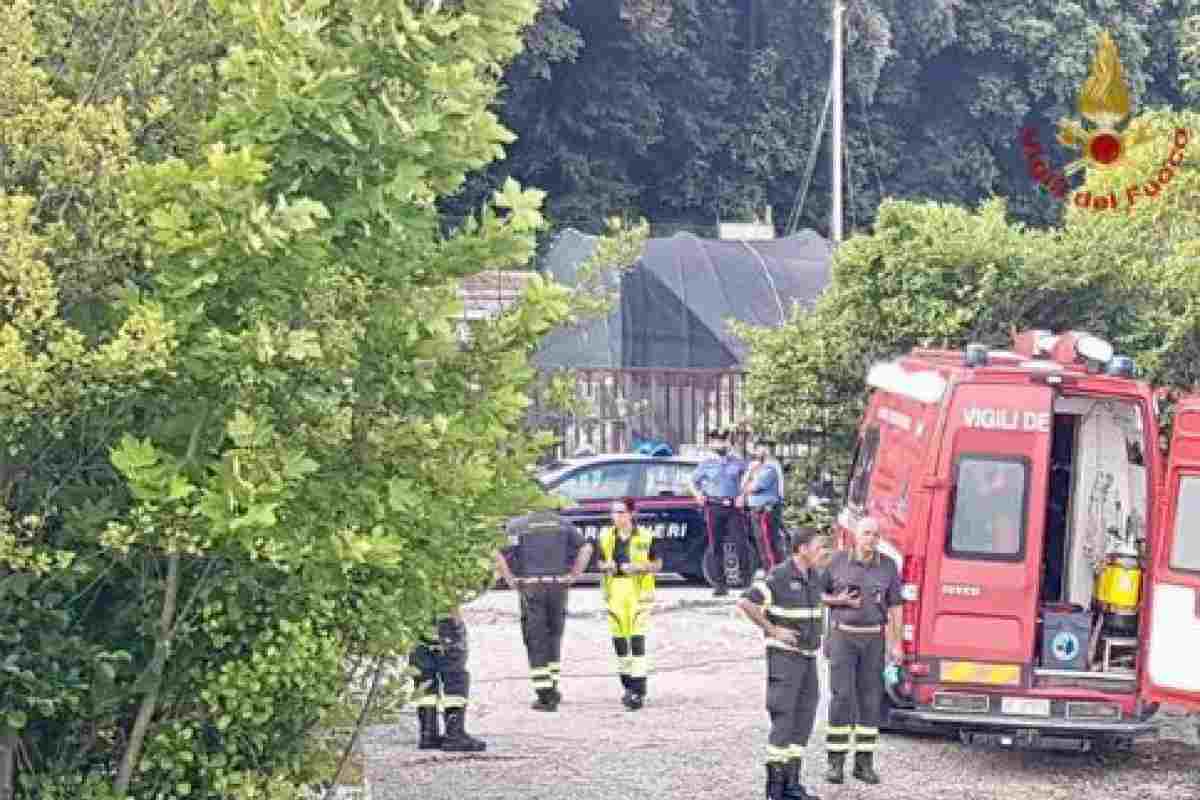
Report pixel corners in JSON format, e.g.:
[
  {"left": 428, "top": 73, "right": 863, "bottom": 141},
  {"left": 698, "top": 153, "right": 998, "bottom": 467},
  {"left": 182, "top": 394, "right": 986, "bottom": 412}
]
[{"left": 597, "top": 496, "right": 663, "bottom": 710}]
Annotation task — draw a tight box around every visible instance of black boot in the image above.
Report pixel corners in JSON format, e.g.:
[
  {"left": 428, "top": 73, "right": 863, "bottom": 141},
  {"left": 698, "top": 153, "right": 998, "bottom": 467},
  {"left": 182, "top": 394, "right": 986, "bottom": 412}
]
[
  {"left": 417, "top": 707, "right": 442, "bottom": 750},
  {"left": 783, "top": 759, "right": 819, "bottom": 800},
  {"left": 852, "top": 751, "right": 880, "bottom": 784},
  {"left": 440, "top": 708, "right": 486, "bottom": 752},
  {"left": 713, "top": 582, "right": 729, "bottom": 597},
  {"left": 765, "top": 763, "right": 787, "bottom": 800},
  {"left": 624, "top": 676, "right": 646, "bottom": 711},
  {"left": 531, "top": 688, "right": 558, "bottom": 712},
  {"left": 824, "top": 753, "right": 845, "bottom": 784},
  {"left": 619, "top": 674, "right": 635, "bottom": 707}
]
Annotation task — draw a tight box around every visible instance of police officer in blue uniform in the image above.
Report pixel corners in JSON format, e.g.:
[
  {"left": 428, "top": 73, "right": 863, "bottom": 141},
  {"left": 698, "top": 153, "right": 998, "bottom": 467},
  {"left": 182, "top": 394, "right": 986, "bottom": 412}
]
[
  {"left": 691, "top": 429, "right": 748, "bottom": 596},
  {"left": 739, "top": 436, "right": 787, "bottom": 571},
  {"left": 495, "top": 509, "right": 593, "bottom": 712}
]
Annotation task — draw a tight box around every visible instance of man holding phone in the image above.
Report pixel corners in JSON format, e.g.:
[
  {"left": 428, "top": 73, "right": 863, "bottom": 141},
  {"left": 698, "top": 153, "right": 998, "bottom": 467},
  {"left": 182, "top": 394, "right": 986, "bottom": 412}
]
[{"left": 819, "top": 516, "right": 902, "bottom": 786}]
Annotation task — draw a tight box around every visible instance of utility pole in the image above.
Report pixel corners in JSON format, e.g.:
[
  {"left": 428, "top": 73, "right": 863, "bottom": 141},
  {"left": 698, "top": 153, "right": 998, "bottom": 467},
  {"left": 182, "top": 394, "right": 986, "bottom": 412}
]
[{"left": 830, "top": 0, "right": 844, "bottom": 244}]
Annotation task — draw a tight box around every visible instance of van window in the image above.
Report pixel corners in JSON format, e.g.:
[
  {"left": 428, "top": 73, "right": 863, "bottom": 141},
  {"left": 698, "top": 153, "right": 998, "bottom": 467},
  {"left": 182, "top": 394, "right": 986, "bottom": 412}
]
[
  {"left": 846, "top": 425, "right": 881, "bottom": 509},
  {"left": 1171, "top": 475, "right": 1200, "bottom": 572},
  {"left": 947, "top": 456, "right": 1028, "bottom": 560}
]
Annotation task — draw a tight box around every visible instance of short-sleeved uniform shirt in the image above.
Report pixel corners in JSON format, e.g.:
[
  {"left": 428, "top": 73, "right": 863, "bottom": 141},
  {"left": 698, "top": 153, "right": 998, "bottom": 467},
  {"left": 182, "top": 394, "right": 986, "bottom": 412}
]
[
  {"left": 820, "top": 550, "right": 903, "bottom": 627},
  {"left": 502, "top": 510, "right": 587, "bottom": 577},
  {"left": 692, "top": 454, "right": 748, "bottom": 498}
]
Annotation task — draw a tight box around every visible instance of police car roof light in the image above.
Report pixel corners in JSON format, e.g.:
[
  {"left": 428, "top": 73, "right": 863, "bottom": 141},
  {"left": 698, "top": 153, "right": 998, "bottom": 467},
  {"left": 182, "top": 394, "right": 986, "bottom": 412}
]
[
  {"left": 1105, "top": 355, "right": 1135, "bottom": 378},
  {"left": 964, "top": 343, "right": 989, "bottom": 367}
]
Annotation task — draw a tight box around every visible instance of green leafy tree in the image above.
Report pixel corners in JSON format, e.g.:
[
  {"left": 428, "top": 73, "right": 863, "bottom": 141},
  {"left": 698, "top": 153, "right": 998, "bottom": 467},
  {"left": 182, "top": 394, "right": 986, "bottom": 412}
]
[
  {"left": 2, "top": 1, "right": 565, "bottom": 798},
  {"left": 454, "top": 0, "right": 1195, "bottom": 234},
  {"left": 736, "top": 107, "right": 1200, "bottom": 493}
]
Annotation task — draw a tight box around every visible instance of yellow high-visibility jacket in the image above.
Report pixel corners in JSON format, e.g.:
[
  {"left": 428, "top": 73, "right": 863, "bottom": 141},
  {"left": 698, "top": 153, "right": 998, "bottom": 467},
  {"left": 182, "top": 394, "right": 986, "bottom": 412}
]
[{"left": 598, "top": 526, "right": 657, "bottom": 599}]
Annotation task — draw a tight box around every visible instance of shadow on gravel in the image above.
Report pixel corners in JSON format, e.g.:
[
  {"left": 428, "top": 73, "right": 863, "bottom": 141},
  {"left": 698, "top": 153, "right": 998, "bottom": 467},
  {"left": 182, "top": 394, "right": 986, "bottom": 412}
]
[{"left": 943, "top": 737, "right": 1198, "bottom": 774}]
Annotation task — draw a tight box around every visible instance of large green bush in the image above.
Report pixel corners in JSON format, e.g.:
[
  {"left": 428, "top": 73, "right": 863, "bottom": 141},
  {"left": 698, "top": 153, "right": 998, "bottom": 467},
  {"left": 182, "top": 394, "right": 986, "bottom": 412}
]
[
  {"left": 0, "top": 0, "right": 563, "bottom": 796},
  {"left": 737, "top": 106, "right": 1200, "bottom": 470}
]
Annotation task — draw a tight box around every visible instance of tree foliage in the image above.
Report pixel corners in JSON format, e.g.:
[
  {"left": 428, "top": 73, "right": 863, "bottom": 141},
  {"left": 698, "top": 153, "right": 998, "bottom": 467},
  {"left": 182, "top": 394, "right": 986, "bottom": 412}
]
[
  {"left": 1, "top": 0, "right": 563, "bottom": 797},
  {"left": 450, "top": 0, "right": 1195, "bottom": 234},
  {"left": 737, "top": 107, "right": 1200, "bottom": 476}
]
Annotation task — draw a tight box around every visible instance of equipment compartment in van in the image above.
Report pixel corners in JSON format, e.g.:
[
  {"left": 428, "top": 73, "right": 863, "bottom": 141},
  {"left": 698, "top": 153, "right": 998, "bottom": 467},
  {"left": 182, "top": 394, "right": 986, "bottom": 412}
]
[{"left": 1035, "top": 396, "right": 1147, "bottom": 680}]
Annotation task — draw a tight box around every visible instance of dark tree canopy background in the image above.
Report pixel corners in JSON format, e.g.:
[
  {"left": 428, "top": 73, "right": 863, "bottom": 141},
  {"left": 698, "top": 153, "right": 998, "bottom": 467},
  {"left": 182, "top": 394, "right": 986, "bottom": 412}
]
[{"left": 446, "top": 0, "right": 1195, "bottom": 236}]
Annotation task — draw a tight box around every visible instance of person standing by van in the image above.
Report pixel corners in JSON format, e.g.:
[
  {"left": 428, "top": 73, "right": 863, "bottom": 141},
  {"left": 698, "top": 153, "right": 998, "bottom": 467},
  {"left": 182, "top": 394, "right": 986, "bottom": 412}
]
[
  {"left": 738, "top": 526, "right": 827, "bottom": 800},
  {"left": 819, "top": 516, "right": 903, "bottom": 785},
  {"left": 691, "top": 429, "right": 748, "bottom": 596},
  {"left": 739, "top": 436, "right": 787, "bottom": 570}
]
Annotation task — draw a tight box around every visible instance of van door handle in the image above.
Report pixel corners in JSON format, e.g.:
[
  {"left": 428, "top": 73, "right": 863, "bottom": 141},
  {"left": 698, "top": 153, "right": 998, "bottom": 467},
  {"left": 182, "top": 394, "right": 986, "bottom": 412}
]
[{"left": 921, "top": 477, "right": 952, "bottom": 490}]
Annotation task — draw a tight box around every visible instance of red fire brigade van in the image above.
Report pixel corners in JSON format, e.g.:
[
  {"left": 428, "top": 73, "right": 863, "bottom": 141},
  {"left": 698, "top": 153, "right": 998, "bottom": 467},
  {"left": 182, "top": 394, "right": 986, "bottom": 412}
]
[{"left": 835, "top": 329, "right": 1200, "bottom": 749}]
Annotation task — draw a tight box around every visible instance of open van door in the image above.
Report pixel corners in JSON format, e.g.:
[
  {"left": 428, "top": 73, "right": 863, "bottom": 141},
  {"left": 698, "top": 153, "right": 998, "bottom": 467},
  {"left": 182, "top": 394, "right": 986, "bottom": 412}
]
[
  {"left": 920, "top": 383, "right": 1054, "bottom": 669},
  {"left": 1143, "top": 395, "right": 1200, "bottom": 710}
]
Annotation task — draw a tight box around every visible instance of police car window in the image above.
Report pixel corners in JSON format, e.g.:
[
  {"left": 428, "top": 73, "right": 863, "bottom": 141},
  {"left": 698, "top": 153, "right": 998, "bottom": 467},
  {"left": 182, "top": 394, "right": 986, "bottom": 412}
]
[
  {"left": 643, "top": 463, "right": 694, "bottom": 496},
  {"left": 550, "top": 462, "right": 638, "bottom": 502},
  {"left": 846, "top": 425, "right": 881, "bottom": 509},
  {"left": 947, "top": 457, "right": 1028, "bottom": 559},
  {"left": 1170, "top": 475, "right": 1200, "bottom": 572}
]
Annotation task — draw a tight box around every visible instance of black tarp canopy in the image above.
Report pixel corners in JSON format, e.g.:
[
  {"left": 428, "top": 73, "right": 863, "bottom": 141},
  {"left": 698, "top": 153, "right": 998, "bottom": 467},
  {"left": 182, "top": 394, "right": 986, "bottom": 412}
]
[{"left": 534, "top": 228, "right": 834, "bottom": 369}]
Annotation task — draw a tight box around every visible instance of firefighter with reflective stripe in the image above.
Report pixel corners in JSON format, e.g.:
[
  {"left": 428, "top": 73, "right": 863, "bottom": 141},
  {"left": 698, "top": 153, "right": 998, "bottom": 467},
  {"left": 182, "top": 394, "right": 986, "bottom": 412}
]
[
  {"left": 411, "top": 607, "right": 486, "bottom": 752},
  {"left": 597, "top": 496, "right": 662, "bottom": 710},
  {"left": 819, "top": 516, "right": 903, "bottom": 784},
  {"left": 738, "top": 436, "right": 787, "bottom": 571},
  {"left": 738, "top": 526, "right": 828, "bottom": 800},
  {"left": 495, "top": 508, "right": 593, "bottom": 711}
]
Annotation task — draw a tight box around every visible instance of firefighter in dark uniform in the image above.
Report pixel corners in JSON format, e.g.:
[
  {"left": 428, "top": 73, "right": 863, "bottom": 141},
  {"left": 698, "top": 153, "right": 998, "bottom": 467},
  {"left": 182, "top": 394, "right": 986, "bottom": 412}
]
[
  {"left": 691, "top": 429, "right": 748, "bottom": 596},
  {"left": 819, "top": 516, "right": 903, "bottom": 785},
  {"left": 495, "top": 508, "right": 594, "bottom": 711},
  {"left": 411, "top": 606, "right": 486, "bottom": 752},
  {"left": 738, "top": 526, "right": 828, "bottom": 800}
]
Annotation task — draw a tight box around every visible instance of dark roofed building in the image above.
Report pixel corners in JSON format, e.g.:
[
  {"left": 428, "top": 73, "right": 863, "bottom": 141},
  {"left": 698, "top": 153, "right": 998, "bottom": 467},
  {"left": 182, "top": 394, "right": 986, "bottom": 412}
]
[{"left": 535, "top": 228, "right": 834, "bottom": 369}]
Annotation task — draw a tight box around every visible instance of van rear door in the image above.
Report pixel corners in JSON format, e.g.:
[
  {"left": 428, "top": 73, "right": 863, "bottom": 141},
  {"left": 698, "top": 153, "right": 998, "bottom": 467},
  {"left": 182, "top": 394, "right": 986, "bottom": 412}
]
[
  {"left": 920, "top": 383, "right": 1054, "bottom": 675},
  {"left": 1142, "top": 395, "right": 1200, "bottom": 710}
]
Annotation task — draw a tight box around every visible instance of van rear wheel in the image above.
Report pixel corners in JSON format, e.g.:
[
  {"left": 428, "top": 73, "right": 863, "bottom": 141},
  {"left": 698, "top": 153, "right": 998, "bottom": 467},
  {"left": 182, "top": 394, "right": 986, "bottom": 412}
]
[{"left": 1094, "top": 735, "right": 1135, "bottom": 753}]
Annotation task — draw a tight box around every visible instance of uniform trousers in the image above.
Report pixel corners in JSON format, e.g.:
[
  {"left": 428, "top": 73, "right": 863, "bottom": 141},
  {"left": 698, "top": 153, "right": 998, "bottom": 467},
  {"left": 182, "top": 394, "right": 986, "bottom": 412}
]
[
  {"left": 519, "top": 584, "right": 569, "bottom": 693},
  {"left": 411, "top": 618, "right": 470, "bottom": 712},
  {"left": 765, "top": 649, "right": 820, "bottom": 763},
  {"left": 705, "top": 503, "right": 749, "bottom": 585},
  {"left": 825, "top": 629, "right": 885, "bottom": 755},
  {"left": 751, "top": 505, "right": 787, "bottom": 570},
  {"left": 606, "top": 575, "right": 652, "bottom": 693}
]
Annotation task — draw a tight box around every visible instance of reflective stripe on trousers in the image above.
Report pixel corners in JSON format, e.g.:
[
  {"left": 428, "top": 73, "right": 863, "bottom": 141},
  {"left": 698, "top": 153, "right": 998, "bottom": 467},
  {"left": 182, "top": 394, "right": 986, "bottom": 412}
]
[
  {"left": 520, "top": 586, "right": 568, "bottom": 691},
  {"left": 825, "top": 629, "right": 885, "bottom": 754},
  {"left": 766, "top": 649, "right": 819, "bottom": 762}
]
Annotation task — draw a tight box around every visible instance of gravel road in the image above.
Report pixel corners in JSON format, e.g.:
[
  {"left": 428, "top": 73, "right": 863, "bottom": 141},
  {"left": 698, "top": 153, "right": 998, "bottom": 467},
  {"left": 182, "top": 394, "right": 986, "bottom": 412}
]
[{"left": 364, "top": 579, "right": 1200, "bottom": 800}]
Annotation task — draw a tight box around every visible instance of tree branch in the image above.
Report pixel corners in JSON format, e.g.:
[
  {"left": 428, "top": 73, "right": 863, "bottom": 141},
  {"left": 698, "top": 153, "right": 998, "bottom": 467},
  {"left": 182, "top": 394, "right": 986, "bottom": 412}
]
[
  {"left": 0, "top": 727, "right": 16, "bottom": 800},
  {"left": 113, "top": 550, "right": 179, "bottom": 795},
  {"left": 322, "top": 656, "right": 385, "bottom": 800}
]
